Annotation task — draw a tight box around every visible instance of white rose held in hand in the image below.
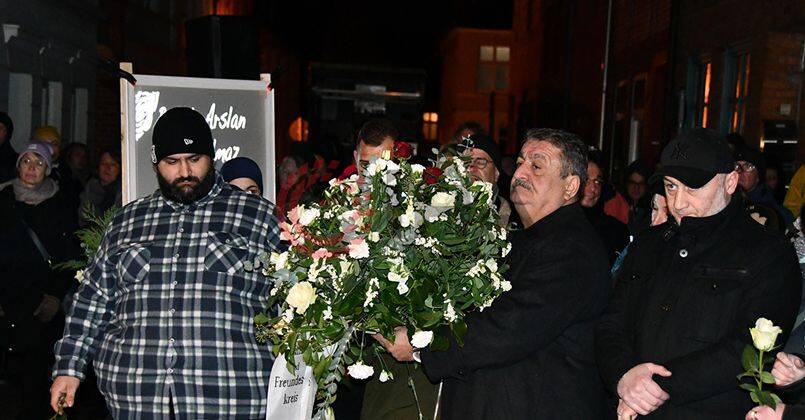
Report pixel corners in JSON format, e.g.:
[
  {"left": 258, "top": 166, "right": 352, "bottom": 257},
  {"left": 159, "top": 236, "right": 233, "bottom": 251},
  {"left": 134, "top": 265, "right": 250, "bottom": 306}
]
[
  {"left": 347, "top": 361, "right": 374, "bottom": 379},
  {"left": 285, "top": 281, "right": 318, "bottom": 314},
  {"left": 411, "top": 330, "right": 434, "bottom": 348},
  {"left": 751, "top": 318, "right": 783, "bottom": 351}
]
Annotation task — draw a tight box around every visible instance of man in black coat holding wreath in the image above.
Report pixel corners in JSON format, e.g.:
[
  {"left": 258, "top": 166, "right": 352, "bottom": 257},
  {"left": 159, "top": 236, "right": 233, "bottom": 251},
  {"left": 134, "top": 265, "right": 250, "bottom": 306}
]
[{"left": 378, "top": 128, "right": 611, "bottom": 419}]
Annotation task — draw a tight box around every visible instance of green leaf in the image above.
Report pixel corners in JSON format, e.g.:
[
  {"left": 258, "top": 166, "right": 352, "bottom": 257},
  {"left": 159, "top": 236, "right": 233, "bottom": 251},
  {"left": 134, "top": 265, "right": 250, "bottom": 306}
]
[
  {"left": 742, "top": 345, "right": 759, "bottom": 371},
  {"left": 415, "top": 311, "right": 443, "bottom": 328},
  {"left": 313, "top": 355, "right": 332, "bottom": 379},
  {"left": 771, "top": 393, "right": 782, "bottom": 405},
  {"left": 254, "top": 313, "right": 270, "bottom": 325},
  {"left": 750, "top": 390, "right": 760, "bottom": 404},
  {"left": 758, "top": 390, "right": 777, "bottom": 409},
  {"left": 739, "top": 383, "right": 758, "bottom": 392},
  {"left": 760, "top": 371, "right": 776, "bottom": 384}
]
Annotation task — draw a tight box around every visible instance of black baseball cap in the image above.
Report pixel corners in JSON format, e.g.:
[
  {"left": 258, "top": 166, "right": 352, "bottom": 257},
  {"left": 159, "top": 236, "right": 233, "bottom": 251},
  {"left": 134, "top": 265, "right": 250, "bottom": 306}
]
[{"left": 649, "top": 129, "right": 735, "bottom": 188}]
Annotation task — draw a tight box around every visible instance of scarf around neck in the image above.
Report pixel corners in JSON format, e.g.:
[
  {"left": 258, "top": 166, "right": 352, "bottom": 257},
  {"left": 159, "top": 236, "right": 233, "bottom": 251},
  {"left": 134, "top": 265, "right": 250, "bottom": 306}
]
[{"left": 2, "top": 177, "right": 59, "bottom": 205}]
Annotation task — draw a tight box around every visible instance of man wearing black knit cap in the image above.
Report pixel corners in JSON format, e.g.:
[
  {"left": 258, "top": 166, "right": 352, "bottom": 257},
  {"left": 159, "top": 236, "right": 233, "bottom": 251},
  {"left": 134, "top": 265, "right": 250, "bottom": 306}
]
[
  {"left": 596, "top": 129, "right": 801, "bottom": 419},
  {"left": 0, "top": 111, "right": 17, "bottom": 183},
  {"left": 462, "top": 133, "right": 520, "bottom": 229},
  {"left": 51, "top": 107, "right": 282, "bottom": 418}
]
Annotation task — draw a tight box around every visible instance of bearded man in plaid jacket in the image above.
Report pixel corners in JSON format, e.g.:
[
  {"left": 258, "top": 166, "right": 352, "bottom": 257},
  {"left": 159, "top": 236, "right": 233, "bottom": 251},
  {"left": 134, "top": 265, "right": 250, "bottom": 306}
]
[{"left": 50, "top": 108, "right": 281, "bottom": 419}]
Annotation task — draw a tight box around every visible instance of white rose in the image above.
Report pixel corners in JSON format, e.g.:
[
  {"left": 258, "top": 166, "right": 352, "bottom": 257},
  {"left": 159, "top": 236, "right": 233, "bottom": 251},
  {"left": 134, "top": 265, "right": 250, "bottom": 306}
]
[
  {"left": 298, "top": 206, "right": 320, "bottom": 226},
  {"left": 74, "top": 269, "right": 85, "bottom": 283},
  {"left": 347, "top": 361, "right": 375, "bottom": 379},
  {"left": 285, "top": 281, "right": 318, "bottom": 314},
  {"left": 500, "top": 280, "right": 512, "bottom": 291},
  {"left": 270, "top": 252, "right": 289, "bottom": 271},
  {"left": 750, "top": 318, "right": 783, "bottom": 351},
  {"left": 348, "top": 239, "right": 370, "bottom": 259},
  {"left": 411, "top": 330, "right": 434, "bottom": 348},
  {"left": 410, "top": 164, "right": 425, "bottom": 174},
  {"left": 431, "top": 192, "right": 456, "bottom": 209}
]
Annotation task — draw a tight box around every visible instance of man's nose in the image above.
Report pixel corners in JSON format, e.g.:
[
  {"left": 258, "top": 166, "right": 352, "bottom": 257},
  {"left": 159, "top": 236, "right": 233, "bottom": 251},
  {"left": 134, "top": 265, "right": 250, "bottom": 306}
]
[{"left": 177, "top": 160, "right": 192, "bottom": 178}]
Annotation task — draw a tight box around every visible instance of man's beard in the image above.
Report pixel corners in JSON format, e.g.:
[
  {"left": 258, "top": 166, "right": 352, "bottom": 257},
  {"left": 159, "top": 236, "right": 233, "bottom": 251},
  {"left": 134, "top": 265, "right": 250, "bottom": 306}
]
[{"left": 157, "top": 166, "right": 216, "bottom": 204}]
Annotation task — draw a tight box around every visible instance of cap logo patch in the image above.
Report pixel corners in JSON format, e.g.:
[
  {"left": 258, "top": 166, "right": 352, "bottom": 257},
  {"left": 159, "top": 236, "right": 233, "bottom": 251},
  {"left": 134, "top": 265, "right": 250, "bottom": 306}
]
[
  {"left": 671, "top": 142, "right": 689, "bottom": 160},
  {"left": 184, "top": 138, "right": 194, "bottom": 145}
]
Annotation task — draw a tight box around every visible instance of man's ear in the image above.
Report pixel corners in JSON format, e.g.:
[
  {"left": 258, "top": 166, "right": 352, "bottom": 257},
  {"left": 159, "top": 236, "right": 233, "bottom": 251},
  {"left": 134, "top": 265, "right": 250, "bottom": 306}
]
[
  {"left": 494, "top": 167, "right": 500, "bottom": 183},
  {"left": 725, "top": 170, "right": 739, "bottom": 194},
  {"left": 564, "top": 175, "right": 581, "bottom": 201}
]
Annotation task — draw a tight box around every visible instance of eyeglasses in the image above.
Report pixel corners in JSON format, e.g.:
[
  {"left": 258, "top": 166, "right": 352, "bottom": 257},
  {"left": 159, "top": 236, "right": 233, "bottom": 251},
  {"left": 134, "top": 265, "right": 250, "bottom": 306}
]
[
  {"left": 469, "top": 157, "right": 492, "bottom": 169},
  {"left": 736, "top": 162, "right": 756, "bottom": 173},
  {"left": 20, "top": 157, "right": 46, "bottom": 167}
]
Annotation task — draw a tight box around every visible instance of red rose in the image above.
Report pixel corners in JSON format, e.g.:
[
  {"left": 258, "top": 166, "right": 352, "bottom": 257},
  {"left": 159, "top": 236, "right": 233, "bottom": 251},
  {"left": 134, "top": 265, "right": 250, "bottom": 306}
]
[
  {"left": 394, "top": 141, "right": 413, "bottom": 160},
  {"left": 423, "top": 166, "right": 442, "bottom": 185}
]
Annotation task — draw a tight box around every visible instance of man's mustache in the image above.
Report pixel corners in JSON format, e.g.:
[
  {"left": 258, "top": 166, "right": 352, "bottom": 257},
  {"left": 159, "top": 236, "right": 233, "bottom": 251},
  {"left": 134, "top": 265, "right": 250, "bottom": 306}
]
[
  {"left": 173, "top": 176, "right": 200, "bottom": 186},
  {"left": 512, "top": 178, "right": 532, "bottom": 191}
]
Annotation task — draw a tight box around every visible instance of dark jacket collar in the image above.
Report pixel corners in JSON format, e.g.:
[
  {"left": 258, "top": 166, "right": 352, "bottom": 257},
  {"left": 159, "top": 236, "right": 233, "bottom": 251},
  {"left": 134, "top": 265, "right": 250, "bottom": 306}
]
[
  {"left": 662, "top": 194, "right": 743, "bottom": 247},
  {"left": 523, "top": 202, "right": 585, "bottom": 238}
]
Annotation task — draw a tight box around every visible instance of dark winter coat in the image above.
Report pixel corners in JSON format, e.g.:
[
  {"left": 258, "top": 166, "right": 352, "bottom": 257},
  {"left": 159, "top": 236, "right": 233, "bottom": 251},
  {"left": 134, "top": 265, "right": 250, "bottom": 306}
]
[
  {"left": 584, "top": 202, "right": 630, "bottom": 265},
  {"left": 421, "top": 203, "right": 611, "bottom": 419},
  {"left": 0, "top": 140, "right": 17, "bottom": 184},
  {"left": 596, "top": 196, "right": 801, "bottom": 419},
  {"left": 0, "top": 183, "right": 80, "bottom": 353}
]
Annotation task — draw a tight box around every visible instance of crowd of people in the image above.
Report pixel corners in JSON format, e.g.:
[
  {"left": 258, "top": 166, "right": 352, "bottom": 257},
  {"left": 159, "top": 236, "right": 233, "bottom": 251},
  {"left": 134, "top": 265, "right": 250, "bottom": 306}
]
[{"left": 1, "top": 104, "right": 805, "bottom": 419}]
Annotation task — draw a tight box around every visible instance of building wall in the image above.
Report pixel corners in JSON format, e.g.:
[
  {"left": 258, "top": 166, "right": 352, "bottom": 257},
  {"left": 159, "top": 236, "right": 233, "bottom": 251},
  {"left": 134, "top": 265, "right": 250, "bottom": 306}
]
[
  {"left": 531, "top": 0, "right": 608, "bottom": 154},
  {"left": 673, "top": 0, "right": 805, "bottom": 165},
  {"left": 0, "top": 0, "right": 99, "bottom": 151},
  {"left": 439, "top": 28, "right": 515, "bottom": 147},
  {"left": 93, "top": 0, "right": 202, "bottom": 157}
]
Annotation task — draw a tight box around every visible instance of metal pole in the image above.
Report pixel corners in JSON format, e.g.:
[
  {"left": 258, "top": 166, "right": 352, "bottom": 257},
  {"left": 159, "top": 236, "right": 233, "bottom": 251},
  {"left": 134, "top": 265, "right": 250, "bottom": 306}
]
[{"left": 598, "top": 0, "right": 614, "bottom": 150}]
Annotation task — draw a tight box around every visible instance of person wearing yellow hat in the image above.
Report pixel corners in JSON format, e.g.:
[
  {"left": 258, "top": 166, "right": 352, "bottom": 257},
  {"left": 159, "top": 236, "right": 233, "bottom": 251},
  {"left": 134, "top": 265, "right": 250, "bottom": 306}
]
[
  {"left": 32, "top": 126, "right": 61, "bottom": 160},
  {"left": 32, "top": 125, "right": 83, "bottom": 213}
]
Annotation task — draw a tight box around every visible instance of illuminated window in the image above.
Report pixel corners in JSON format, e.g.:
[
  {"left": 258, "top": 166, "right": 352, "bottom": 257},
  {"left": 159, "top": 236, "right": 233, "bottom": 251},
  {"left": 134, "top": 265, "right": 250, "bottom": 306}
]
[
  {"left": 731, "top": 53, "right": 750, "bottom": 133},
  {"left": 496, "top": 46, "right": 510, "bottom": 62},
  {"left": 422, "top": 112, "right": 438, "bottom": 141},
  {"left": 479, "top": 46, "right": 495, "bottom": 61},
  {"left": 699, "top": 61, "right": 712, "bottom": 127},
  {"left": 477, "top": 45, "right": 510, "bottom": 92}
]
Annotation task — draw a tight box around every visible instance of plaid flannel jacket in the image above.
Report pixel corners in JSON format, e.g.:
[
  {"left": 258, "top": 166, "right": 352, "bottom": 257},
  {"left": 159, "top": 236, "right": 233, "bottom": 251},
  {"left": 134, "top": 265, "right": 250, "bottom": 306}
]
[{"left": 53, "top": 174, "right": 280, "bottom": 419}]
